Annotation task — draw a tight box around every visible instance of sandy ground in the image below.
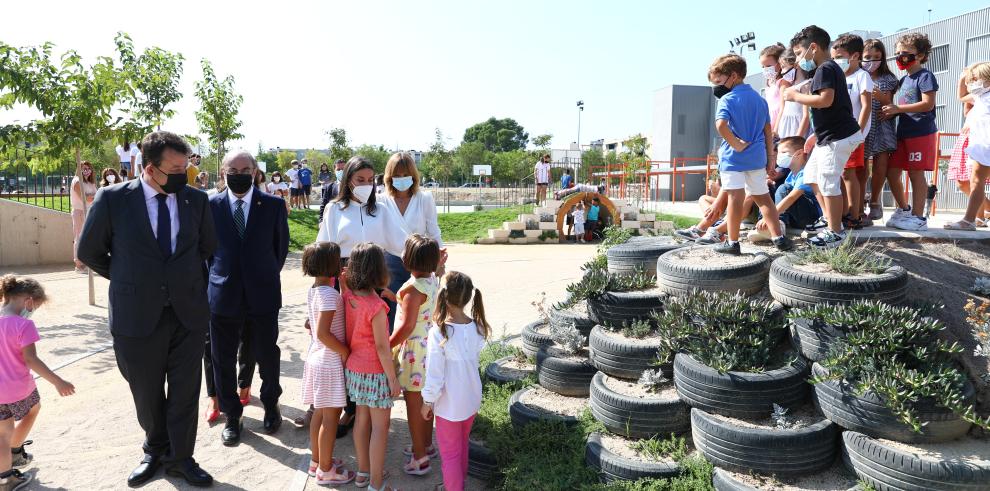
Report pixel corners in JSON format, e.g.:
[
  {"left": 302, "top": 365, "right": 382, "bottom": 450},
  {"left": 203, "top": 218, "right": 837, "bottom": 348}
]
[{"left": 6, "top": 243, "right": 597, "bottom": 490}]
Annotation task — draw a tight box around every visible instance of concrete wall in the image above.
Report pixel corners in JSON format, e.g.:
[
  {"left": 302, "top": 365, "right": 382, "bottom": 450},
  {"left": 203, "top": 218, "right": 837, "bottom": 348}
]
[{"left": 0, "top": 200, "right": 74, "bottom": 267}]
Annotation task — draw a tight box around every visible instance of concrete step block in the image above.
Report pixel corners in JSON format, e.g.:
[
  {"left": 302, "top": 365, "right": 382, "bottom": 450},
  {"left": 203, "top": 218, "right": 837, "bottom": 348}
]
[
  {"left": 621, "top": 220, "right": 641, "bottom": 229},
  {"left": 539, "top": 222, "right": 558, "bottom": 230},
  {"left": 508, "top": 238, "right": 529, "bottom": 244},
  {"left": 476, "top": 238, "right": 496, "bottom": 245},
  {"left": 494, "top": 237, "right": 509, "bottom": 244},
  {"left": 658, "top": 221, "right": 675, "bottom": 231},
  {"left": 518, "top": 214, "right": 538, "bottom": 223},
  {"left": 488, "top": 229, "right": 509, "bottom": 239},
  {"left": 544, "top": 200, "right": 563, "bottom": 210},
  {"left": 523, "top": 229, "right": 542, "bottom": 238},
  {"left": 638, "top": 213, "right": 656, "bottom": 222},
  {"left": 503, "top": 221, "right": 525, "bottom": 231}
]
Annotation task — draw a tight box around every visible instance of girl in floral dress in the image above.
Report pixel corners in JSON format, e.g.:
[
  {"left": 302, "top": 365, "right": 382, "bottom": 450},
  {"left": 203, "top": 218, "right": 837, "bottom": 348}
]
[{"left": 389, "top": 235, "right": 445, "bottom": 475}]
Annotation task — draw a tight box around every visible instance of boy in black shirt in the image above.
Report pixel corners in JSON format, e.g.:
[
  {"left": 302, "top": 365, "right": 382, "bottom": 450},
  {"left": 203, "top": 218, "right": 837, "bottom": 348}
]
[{"left": 784, "top": 25, "right": 864, "bottom": 248}]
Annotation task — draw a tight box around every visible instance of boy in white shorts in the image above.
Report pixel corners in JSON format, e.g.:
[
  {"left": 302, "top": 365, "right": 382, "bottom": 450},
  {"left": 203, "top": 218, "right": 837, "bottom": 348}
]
[
  {"left": 708, "top": 54, "right": 794, "bottom": 255},
  {"left": 785, "top": 25, "right": 865, "bottom": 247}
]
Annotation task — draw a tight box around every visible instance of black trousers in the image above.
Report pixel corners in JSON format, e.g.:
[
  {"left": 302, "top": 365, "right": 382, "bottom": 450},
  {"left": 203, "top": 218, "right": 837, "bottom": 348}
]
[
  {"left": 113, "top": 307, "right": 205, "bottom": 462},
  {"left": 203, "top": 327, "right": 256, "bottom": 397},
  {"left": 210, "top": 311, "right": 282, "bottom": 419}
]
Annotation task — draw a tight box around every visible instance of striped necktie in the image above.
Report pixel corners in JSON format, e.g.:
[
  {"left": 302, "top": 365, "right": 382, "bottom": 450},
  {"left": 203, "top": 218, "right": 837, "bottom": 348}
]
[{"left": 234, "top": 199, "right": 245, "bottom": 238}]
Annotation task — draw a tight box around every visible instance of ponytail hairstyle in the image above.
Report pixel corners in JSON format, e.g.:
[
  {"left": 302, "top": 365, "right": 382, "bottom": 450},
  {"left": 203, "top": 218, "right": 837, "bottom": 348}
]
[
  {"left": 0, "top": 274, "right": 47, "bottom": 305},
  {"left": 433, "top": 271, "right": 491, "bottom": 343}
]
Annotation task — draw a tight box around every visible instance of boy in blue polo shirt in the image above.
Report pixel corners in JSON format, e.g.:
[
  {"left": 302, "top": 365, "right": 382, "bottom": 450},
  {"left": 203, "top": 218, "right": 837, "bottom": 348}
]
[{"left": 709, "top": 54, "right": 793, "bottom": 254}]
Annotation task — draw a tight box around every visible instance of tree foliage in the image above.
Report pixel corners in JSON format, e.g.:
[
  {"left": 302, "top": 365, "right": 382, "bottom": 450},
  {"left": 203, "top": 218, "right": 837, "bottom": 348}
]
[
  {"left": 531, "top": 133, "right": 552, "bottom": 150},
  {"left": 421, "top": 128, "right": 453, "bottom": 183},
  {"left": 326, "top": 127, "right": 352, "bottom": 162},
  {"left": 114, "top": 32, "right": 184, "bottom": 131},
  {"left": 194, "top": 59, "right": 243, "bottom": 172},
  {"left": 462, "top": 117, "right": 528, "bottom": 152}
]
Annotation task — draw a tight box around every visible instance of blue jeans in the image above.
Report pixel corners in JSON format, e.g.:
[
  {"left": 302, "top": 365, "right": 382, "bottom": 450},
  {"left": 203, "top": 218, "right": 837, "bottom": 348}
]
[{"left": 384, "top": 252, "right": 410, "bottom": 333}]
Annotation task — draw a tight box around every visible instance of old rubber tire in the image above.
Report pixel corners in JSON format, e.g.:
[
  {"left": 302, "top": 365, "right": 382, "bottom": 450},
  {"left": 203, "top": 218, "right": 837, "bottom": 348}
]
[
  {"left": 789, "top": 317, "right": 845, "bottom": 362},
  {"left": 521, "top": 320, "right": 552, "bottom": 358},
  {"left": 691, "top": 408, "right": 838, "bottom": 476},
  {"left": 656, "top": 246, "right": 771, "bottom": 297},
  {"left": 674, "top": 353, "right": 810, "bottom": 418},
  {"left": 508, "top": 386, "right": 581, "bottom": 428},
  {"left": 842, "top": 431, "right": 990, "bottom": 490},
  {"left": 769, "top": 254, "right": 908, "bottom": 307},
  {"left": 549, "top": 300, "right": 595, "bottom": 337},
  {"left": 588, "top": 325, "right": 672, "bottom": 380},
  {"left": 712, "top": 468, "right": 859, "bottom": 491},
  {"left": 484, "top": 356, "right": 534, "bottom": 385},
  {"left": 535, "top": 346, "right": 597, "bottom": 397},
  {"left": 607, "top": 238, "right": 683, "bottom": 277},
  {"left": 812, "top": 363, "right": 974, "bottom": 443},
  {"left": 467, "top": 439, "right": 498, "bottom": 481},
  {"left": 585, "top": 432, "right": 681, "bottom": 483},
  {"left": 589, "top": 372, "right": 690, "bottom": 438},
  {"left": 587, "top": 290, "right": 666, "bottom": 326}
]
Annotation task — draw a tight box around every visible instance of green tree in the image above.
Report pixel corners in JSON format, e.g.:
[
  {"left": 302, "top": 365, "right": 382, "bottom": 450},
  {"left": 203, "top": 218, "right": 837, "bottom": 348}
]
[
  {"left": 531, "top": 133, "right": 552, "bottom": 150},
  {"left": 194, "top": 59, "right": 243, "bottom": 174},
  {"left": 462, "top": 117, "right": 528, "bottom": 152},
  {"left": 353, "top": 144, "right": 393, "bottom": 174},
  {"left": 326, "top": 127, "right": 352, "bottom": 162},
  {"left": 421, "top": 128, "right": 453, "bottom": 184},
  {"left": 255, "top": 144, "right": 280, "bottom": 173},
  {"left": 303, "top": 149, "right": 331, "bottom": 168},
  {"left": 114, "top": 32, "right": 184, "bottom": 131},
  {"left": 454, "top": 141, "right": 486, "bottom": 184},
  {"left": 490, "top": 149, "right": 530, "bottom": 183},
  {"left": 276, "top": 150, "right": 298, "bottom": 170}
]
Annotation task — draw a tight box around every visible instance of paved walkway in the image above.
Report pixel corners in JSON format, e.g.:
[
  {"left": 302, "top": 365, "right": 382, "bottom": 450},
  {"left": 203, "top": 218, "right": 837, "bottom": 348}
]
[{"left": 9, "top": 243, "right": 597, "bottom": 490}]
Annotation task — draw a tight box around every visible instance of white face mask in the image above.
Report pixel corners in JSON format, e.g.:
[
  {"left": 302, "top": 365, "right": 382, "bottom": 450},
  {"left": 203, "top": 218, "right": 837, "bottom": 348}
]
[
  {"left": 862, "top": 60, "right": 881, "bottom": 73},
  {"left": 776, "top": 152, "right": 793, "bottom": 169},
  {"left": 763, "top": 66, "right": 778, "bottom": 83},
  {"left": 968, "top": 80, "right": 990, "bottom": 96},
  {"left": 352, "top": 184, "right": 374, "bottom": 203},
  {"left": 106, "top": 174, "right": 117, "bottom": 183},
  {"left": 273, "top": 177, "right": 281, "bottom": 183},
  {"left": 781, "top": 68, "right": 797, "bottom": 83}
]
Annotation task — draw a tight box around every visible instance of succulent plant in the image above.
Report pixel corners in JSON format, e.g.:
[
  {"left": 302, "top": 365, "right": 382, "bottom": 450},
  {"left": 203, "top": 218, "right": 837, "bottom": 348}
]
[
  {"left": 792, "top": 239, "right": 892, "bottom": 275},
  {"left": 550, "top": 322, "right": 584, "bottom": 355},
  {"left": 637, "top": 369, "right": 670, "bottom": 392},
  {"left": 539, "top": 212, "right": 555, "bottom": 222},
  {"left": 770, "top": 403, "right": 795, "bottom": 429},
  {"left": 508, "top": 229, "right": 525, "bottom": 239},
  {"left": 972, "top": 277, "right": 990, "bottom": 297},
  {"left": 525, "top": 219, "right": 539, "bottom": 230}
]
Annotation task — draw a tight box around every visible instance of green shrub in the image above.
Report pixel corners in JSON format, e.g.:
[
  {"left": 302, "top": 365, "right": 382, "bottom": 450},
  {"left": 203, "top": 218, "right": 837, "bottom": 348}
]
[
  {"left": 539, "top": 230, "right": 559, "bottom": 242},
  {"left": 565, "top": 267, "right": 655, "bottom": 305},
  {"left": 508, "top": 229, "right": 525, "bottom": 239},
  {"left": 651, "top": 290, "right": 786, "bottom": 373},
  {"left": 791, "top": 239, "right": 892, "bottom": 275},
  {"left": 630, "top": 434, "right": 689, "bottom": 462},
  {"left": 789, "top": 299, "right": 930, "bottom": 335},
  {"left": 813, "top": 305, "right": 990, "bottom": 433},
  {"left": 607, "top": 318, "right": 656, "bottom": 339}
]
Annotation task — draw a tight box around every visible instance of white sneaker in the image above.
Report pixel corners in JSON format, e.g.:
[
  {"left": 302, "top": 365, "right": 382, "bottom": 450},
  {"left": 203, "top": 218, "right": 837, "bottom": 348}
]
[
  {"left": 892, "top": 214, "right": 928, "bottom": 231},
  {"left": 885, "top": 207, "right": 910, "bottom": 228},
  {"left": 747, "top": 220, "right": 785, "bottom": 243}
]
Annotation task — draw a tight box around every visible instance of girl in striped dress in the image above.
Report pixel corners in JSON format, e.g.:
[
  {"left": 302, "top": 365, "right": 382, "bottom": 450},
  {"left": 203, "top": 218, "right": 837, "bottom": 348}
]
[{"left": 301, "top": 242, "right": 355, "bottom": 485}]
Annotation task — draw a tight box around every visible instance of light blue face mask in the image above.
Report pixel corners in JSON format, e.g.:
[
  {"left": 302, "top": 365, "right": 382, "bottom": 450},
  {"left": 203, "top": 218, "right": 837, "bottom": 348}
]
[
  {"left": 20, "top": 307, "right": 33, "bottom": 319},
  {"left": 834, "top": 58, "right": 850, "bottom": 72},
  {"left": 392, "top": 176, "right": 414, "bottom": 192},
  {"left": 798, "top": 48, "right": 817, "bottom": 72},
  {"left": 335, "top": 170, "right": 344, "bottom": 181}
]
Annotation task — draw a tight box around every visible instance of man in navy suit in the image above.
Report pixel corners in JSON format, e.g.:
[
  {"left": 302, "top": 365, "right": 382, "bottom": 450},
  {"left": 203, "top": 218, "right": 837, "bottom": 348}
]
[{"left": 208, "top": 151, "right": 289, "bottom": 445}]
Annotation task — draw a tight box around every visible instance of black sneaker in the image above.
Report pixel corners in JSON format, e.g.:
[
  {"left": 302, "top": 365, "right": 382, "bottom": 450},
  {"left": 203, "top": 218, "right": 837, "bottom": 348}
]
[
  {"left": 0, "top": 469, "right": 32, "bottom": 491},
  {"left": 675, "top": 226, "right": 702, "bottom": 240},
  {"left": 773, "top": 235, "right": 795, "bottom": 251},
  {"left": 10, "top": 441, "right": 32, "bottom": 469},
  {"left": 713, "top": 241, "right": 741, "bottom": 255},
  {"left": 805, "top": 216, "right": 828, "bottom": 232},
  {"left": 808, "top": 230, "right": 845, "bottom": 248}
]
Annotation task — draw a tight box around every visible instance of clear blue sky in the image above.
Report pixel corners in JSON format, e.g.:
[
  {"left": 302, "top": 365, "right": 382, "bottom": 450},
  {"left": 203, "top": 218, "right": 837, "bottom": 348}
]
[{"left": 2, "top": 0, "right": 987, "bottom": 153}]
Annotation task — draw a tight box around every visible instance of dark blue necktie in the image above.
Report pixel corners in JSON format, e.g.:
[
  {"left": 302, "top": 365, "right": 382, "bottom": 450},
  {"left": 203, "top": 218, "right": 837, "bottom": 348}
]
[{"left": 156, "top": 194, "right": 172, "bottom": 259}]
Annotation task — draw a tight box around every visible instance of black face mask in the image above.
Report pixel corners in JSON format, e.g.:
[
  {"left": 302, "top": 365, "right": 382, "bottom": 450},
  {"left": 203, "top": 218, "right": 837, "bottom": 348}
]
[
  {"left": 154, "top": 168, "right": 188, "bottom": 194},
  {"left": 712, "top": 84, "right": 731, "bottom": 99},
  {"left": 226, "top": 174, "right": 253, "bottom": 194}
]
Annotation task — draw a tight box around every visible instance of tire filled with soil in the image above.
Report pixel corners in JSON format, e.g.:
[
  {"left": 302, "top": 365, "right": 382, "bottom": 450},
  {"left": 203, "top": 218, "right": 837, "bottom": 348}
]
[
  {"left": 656, "top": 246, "right": 771, "bottom": 297},
  {"left": 842, "top": 431, "right": 990, "bottom": 490},
  {"left": 606, "top": 238, "right": 683, "bottom": 277},
  {"left": 769, "top": 254, "right": 908, "bottom": 307},
  {"left": 674, "top": 353, "right": 809, "bottom": 418},
  {"left": 508, "top": 385, "right": 587, "bottom": 428},
  {"left": 589, "top": 372, "right": 690, "bottom": 438},
  {"left": 588, "top": 325, "right": 672, "bottom": 380},
  {"left": 587, "top": 289, "right": 667, "bottom": 327},
  {"left": 484, "top": 356, "right": 535, "bottom": 385},
  {"left": 585, "top": 432, "right": 683, "bottom": 483},
  {"left": 549, "top": 298, "right": 595, "bottom": 337},
  {"left": 521, "top": 320, "right": 553, "bottom": 358},
  {"left": 812, "top": 363, "right": 974, "bottom": 443},
  {"left": 536, "top": 345, "right": 598, "bottom": 397},
  {"left": 467, "top": 439, "right": 498, "bottom": 481},
  {"left": 691, "top": 407, "right": 838, "bottom": 475}
]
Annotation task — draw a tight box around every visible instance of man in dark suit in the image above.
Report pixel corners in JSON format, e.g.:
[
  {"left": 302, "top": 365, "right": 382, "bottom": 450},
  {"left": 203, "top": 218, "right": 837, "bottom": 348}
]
[
  {"left": 78, "top": 131, "right": 217, "bottom": 487},
  {"left": 208, "top": 151, "right": 289, "bottom": 445}
]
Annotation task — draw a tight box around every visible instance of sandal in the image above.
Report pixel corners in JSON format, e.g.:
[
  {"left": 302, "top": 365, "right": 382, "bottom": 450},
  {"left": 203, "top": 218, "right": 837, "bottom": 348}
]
[
  {"left": 354, "top": 470, "right": 390, "bottom": 488},
  {"left": 316, "top": 465, "right": 355, "bottom": 485},
  {"left": 944, "top": 220, "right": 977, "bottom": 231},
  {"left": 369, "top": 482, "right": 398, "bottom": 491},
  {"left": 308, "top": 458, "right": 343, "bottom": 477},
  {"left": 402, "top": 444, "right": 439, "bottom": 458},
  {"left": 977, "top": 217, "right": 988, "bottom": 228},
  {"left": 403, "top": 455, "right": 431, "bottom": 476}
]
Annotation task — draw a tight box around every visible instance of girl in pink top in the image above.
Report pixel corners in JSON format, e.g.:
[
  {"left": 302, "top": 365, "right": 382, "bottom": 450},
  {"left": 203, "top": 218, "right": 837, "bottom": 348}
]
[
  {"left": 760, "top": 43, "right": 787, "bottom": 132},
  {"left": 0, "top": 275, "right": 75, "bottom": 490},
  {"left": 342, "top": 243, "right": 400, "bottom": 491}
]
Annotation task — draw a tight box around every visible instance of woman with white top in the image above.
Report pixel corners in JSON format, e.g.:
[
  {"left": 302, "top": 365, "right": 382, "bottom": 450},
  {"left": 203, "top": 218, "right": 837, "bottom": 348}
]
[
  {"left": 317, "top": 155, "right": 411, "bottom": 437},
  {"left": 115, "top": 142, "right": 136, "bottom": 180},
  {"left": 70, "top": 161, "right": 98, "bottom": 273},
  {"left": 380, "top": 152, "right": 444, "bottom": 328},
  {"left": 420, "top": 271, "right": 489, "bottom": 491}
]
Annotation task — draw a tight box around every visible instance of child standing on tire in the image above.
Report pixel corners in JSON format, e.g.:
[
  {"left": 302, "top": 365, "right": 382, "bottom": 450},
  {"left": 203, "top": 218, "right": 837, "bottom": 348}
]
[
  {"left": 881, "top": 32, "right": 939, "bottom": 231},
  {"left": 389, "top": 235, "right": 445, "bottom": 476},
  {"left": 1, "top": 275, "right": 76, "bottom": 491},
  {"left": 421, "top": 271, "right": 490, "bottom": 491},
  {"left": 709, "top": 53, "right": 794, "bottom": 255}
]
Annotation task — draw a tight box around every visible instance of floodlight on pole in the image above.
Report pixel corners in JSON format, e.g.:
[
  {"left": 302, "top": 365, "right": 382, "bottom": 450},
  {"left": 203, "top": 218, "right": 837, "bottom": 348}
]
[{"left": 576, "top": 100, "right": 584, "bottom": 151}]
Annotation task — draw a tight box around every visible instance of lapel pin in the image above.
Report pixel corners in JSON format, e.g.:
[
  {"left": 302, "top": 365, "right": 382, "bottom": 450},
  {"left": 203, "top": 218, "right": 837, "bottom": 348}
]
[{"left": 185, "top": 199, "right": 189, "bottom": 204}]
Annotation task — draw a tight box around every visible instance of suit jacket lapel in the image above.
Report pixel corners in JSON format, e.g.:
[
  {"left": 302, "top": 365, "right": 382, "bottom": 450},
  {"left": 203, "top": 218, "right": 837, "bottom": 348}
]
[
  {"left": 173, "top": 187, "right": 194, "bottom": 259},
  {"left": 125, "top": 179, "right": 163, "bottom": 258},
  {"left": 243, "top": 195, "right": 262, "bottom": 240}
]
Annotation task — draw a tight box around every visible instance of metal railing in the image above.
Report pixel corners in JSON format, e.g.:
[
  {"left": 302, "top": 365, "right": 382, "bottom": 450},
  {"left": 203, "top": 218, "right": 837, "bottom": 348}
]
[{"left": 1, "top": 161, "right": 80, "bottom": 213}]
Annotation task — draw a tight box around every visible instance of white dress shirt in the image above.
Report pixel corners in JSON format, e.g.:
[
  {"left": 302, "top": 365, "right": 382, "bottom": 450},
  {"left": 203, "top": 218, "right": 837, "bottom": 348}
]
[
  {"left": 421, "top": 321, "right": 486, "bottom": 422},
  {"left": 381, "top": 190, "right": 444, "bottom": 246},
  {"left": 535, "top": 162, "right": 551, "bottom": 184},
  {"left": 227, "top": 186, "right": 254, "bottom": 225},
  {"left": 317, "top": 199, "right": 410, "bottom": 258},
  {"left": 140, "top": 178, "right": 179, "bottom": 253}
]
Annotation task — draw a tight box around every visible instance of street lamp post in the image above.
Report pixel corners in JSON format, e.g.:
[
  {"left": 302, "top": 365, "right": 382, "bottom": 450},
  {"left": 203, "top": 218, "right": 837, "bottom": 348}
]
[{"left": 576, "top": 100, "right": 584, "bottom": 153}]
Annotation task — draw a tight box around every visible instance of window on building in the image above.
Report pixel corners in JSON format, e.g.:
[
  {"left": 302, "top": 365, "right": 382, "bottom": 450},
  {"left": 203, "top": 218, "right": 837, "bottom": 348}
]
[
  {"left": 934, "top": 104, "right": 947, "bottom": 133},
  {"left": 928, "top": 44, "right": 949, "bottom": 73},
  {"left": 677, "top": 114, "right": 686, "bottom": 135}
]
